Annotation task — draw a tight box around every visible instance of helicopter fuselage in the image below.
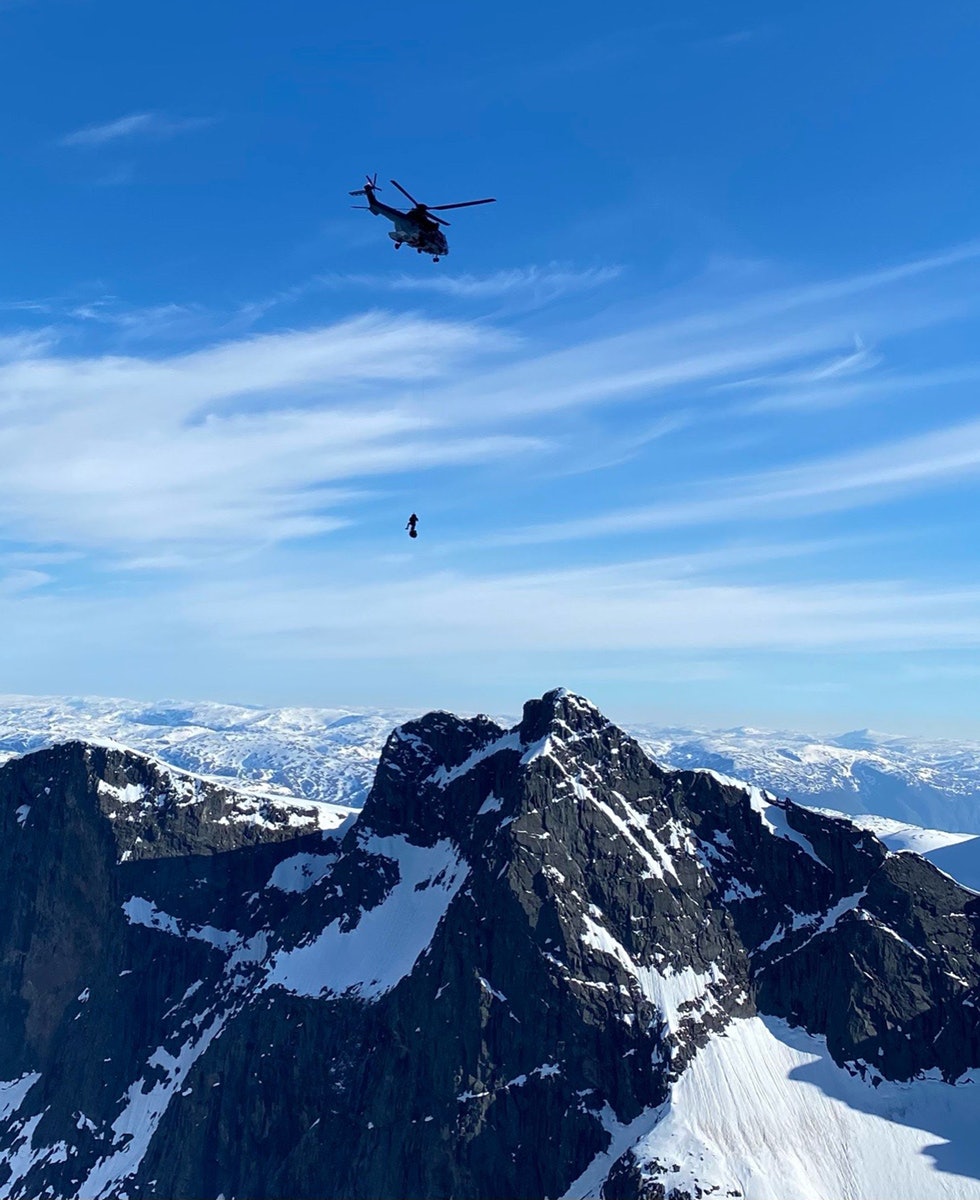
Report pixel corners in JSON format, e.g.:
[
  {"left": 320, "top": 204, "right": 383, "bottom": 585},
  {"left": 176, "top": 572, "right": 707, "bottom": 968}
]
[{"left": 361, "top": 184, "right": 449, "bottom": 258}]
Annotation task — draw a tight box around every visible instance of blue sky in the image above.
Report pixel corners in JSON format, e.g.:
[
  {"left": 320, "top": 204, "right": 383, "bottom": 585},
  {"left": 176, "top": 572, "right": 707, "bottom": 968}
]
[{"left": 1, "top": 0, "right": 980, "bottom": 735}]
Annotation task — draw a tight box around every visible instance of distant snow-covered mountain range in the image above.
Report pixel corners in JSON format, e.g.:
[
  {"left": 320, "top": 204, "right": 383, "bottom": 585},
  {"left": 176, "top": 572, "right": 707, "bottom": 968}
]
[
  {"left": 635, "top": 722, "right": 980, "bottom": 835},
  {"left": 0, "top": 694, "right": 415, "bottom": 814},
  {"left": 1, "top": 693, "right": 978, "bottom": 833}
]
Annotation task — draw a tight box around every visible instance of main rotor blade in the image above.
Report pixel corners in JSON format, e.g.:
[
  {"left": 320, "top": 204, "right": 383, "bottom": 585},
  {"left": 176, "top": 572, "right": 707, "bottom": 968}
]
[
  {"left": 429, "top": 214, "right": 450, "bottom": 226},
  {"left": 390, "top": 179, "right": 420, "bottom": 206},
  {"left": 427, "top": 198, "right": 496, "bottom": 211}
]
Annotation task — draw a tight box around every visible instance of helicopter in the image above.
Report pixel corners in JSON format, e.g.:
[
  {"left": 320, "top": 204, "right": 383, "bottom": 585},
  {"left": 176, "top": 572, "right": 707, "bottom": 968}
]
[{"left": 349, "top": 175, "right": 496, "bottom": 261}]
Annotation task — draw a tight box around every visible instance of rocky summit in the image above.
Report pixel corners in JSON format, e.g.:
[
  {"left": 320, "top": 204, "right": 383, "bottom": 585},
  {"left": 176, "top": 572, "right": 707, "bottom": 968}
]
[{"left": 1, "top": 690, "right": 979, "bottom": 1200}]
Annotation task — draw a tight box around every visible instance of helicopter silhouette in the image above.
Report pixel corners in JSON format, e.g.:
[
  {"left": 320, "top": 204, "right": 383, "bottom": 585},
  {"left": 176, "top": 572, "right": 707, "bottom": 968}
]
[{"left": 349, "top": 175, "right": 496, "bottom": 262}]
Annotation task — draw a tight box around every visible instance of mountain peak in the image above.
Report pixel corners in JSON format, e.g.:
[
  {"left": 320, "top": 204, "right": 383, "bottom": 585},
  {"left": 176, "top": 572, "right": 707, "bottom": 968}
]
[
  {"left": 358, "top": 709, "right": 508, "bottom": 844},
  {"left": 518, "top": 687, "right": 608, "bottom": 743},
  {"left": 360, "top": 690, "right": 616, "bottom": 846}
]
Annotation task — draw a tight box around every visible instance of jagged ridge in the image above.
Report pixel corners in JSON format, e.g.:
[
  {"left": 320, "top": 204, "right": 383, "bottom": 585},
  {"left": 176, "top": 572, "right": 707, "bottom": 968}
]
[{"left": 0, "top": 690, "right": 978, "bottom": 1200}]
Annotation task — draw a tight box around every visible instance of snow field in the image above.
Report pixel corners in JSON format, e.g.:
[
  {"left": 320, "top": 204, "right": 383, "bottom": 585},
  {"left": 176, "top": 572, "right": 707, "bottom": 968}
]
[
  {"left": 263, "top": 835, "right": 468, "bottom": 1000},
  {"left": 569, "top": 1016, "right": 980, "bottom": 1200}
]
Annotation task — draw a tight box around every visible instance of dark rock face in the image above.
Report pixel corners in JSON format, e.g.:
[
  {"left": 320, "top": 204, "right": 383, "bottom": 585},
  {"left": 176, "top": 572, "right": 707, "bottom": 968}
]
[{"left": 0, "top": 692, "right": 978, "bottom": 1199}]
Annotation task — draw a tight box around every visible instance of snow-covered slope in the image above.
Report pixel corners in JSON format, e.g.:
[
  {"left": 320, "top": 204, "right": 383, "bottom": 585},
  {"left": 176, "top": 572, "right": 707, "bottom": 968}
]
[
  {"left": 2, "top": 696, "right": 980, "bottom": 836},
  {"left": 812, "top": 812, "right": 980, "bottom": 893},
  {"left": 570, "top": 1016, "right": 980, "bottom": 1200}
]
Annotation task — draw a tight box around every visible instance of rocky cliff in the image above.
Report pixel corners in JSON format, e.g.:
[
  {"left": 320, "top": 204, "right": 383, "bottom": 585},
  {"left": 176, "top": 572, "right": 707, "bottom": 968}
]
[{"left": 0, "top": 691, "right": 978, "bottom": 1199}]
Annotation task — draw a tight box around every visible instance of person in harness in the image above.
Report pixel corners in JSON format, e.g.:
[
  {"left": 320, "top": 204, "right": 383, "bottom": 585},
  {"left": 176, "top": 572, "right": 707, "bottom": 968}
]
[{"left": 406, "top": 513, "right": 419, "bottom": 538}]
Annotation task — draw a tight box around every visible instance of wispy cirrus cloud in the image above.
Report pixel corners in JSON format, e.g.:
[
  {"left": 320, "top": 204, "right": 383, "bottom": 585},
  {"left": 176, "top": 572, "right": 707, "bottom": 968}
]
[
  {"left": 497, "top": 413, "right": 980, "bottom": 546},
  {"left": 1, "top": 237, "right": 979, "bottom": 594},
  {"left": 730, "top": 362, "right": 980, "bottom": 415},
  {"left": 0, "top": 313, "right": 536, "bottom": 555},
  {"left": 280, "top": 264, "right": 622, "bottom": 314},
  {"left": 334, "top": 264, "right": 622, "bottom": 301},
  {"left": 177, "top": 560, "right": 980, "bottom": 658},
  {"left": 59, "top": 111, "right": 216, "bottom": 148},
  {"left": 0, "top": 330, "right": 56, "bottom": 359},
  {"left": 388, "top": 241, "right": 980, "bottom": 425},
  {"left": 11, "top": 553, "right": 971, "bottom": 668},
  {"left": 697, "top": 26, "right": 773, "bottom": 50},
  {"left": 719, "top": 339, "right": 878, "bottom": 391},
  {"left": 67, "top": 298, "right": 218, "bottom": 344}
]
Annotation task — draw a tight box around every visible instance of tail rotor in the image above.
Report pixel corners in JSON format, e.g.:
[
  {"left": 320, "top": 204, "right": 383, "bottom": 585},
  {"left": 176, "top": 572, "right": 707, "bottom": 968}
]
[{"left": 349, "top": 172, "right": 380, "bottom": 198}]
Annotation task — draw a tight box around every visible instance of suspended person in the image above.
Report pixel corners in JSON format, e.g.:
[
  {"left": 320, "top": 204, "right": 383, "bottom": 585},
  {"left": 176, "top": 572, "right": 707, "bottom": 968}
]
[{"left": 406, "top": 513, "right": 419, "bottom": 538}]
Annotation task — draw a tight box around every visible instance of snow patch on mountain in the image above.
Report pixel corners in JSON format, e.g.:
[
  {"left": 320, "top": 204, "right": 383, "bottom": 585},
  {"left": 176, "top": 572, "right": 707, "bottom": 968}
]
[
  {"left": 818, "top": 810, "right": 980, "bottom": 893},
  {"left": 579, "top": 909, "right": 726, "bottom": 1050},
  {"left": 844, "top": 814, "right": 978, "bottom": 856},
  {"left": 122, "top": 897, "right": 240, "bottom": 952},
  {"left": 80, "top": 1012, "right": 228, "bottom": 1200},
  {"left": 0, "top": 1075, "right": 40, "bottom": 1125},
  {"left": 747, "top": 786, "right": 826, "bottom": 866},
  {"left": 267, "top": 851, "right": 338, "bottom": 893},
  {"left": 263, "top": 835, "right": 468, "bottom": 1001},
  {"left": 578, "top": 1015, "right": 980, "bottom": 1200}
]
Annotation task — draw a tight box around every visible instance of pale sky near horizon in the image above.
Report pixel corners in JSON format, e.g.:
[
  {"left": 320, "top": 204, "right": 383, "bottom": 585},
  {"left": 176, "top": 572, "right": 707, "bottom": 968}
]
[{"left": 1, "top": 0, "right": 980, "bottom": 736}]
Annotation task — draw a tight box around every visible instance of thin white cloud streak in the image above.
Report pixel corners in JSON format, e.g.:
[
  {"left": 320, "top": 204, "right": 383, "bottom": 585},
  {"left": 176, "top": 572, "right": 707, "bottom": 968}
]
[
  {"left": 520, "top": 240, "right": 980, "bottom": 372},
  {"left": 701, "top": 28, "right": 766, "bottom": 47},
  {"left": 320, "top": 265, "right": 622, "bottom": 301},
  {"left": 68, "top": 300, "right": 208, "bottom": 341},
  {"left": 499, "top": 414, "right": 980, "bottom": 545},
  {"left": 7, "top": 557, "right": 980, "bottom": 701},
  {"left": 583, "top": 534, "right": 887, "bottom": 577},
  {"left": 9, "top": 557, "right": 978, "bottom": 665},
  {"left": 423, "top": 324, "right": 854, "bottom": 421},
  {"left": 733, "top": 363, "right": 980, "bottom": 415},
  {"left": 0, "top": 313, "right": 536, "bottom": 550},
  {"left": 59, "top": 112, "right": 215, "bottom": 147},
  {"left": 0, "top": 299, "right": 52, "bottom": 314},
  {"left": 541, "top": 413, "right": 690, "bottom": 477},
  {"left": 0, "top": 569, "right": 50, "bottom": 595},
  {"left": 671, "top": 240, "right": 980, "bottom": 340},
  {"left": 716, "top": 342, "right": 880, "bottom": 394},
  {"left": 179, "top": 563, "right": 980, "bottom": 657},
  {"left": 408, "top": 243, "right": 980, "bottom": 422},
  {"left": 250, "top": 287, "right": 884, "bottom": 429},
  {"left": 0, "top": 313, "right": 507, "bottom": 421},
  {"left": 445, "top": 531, "right": 871, "bottom": 571},
  {"left": 249, "top": 264, "right": 622, "bottom": 324},
  {"left": 0, "top": 550, "right": 80, "bottom": 567},
  {"left": 899, "top": 662, "right": 980, "bottom": 682},
  {"left": 61, "top": 113, "right": 154, "bottom": 146},
  {"left": 777, "top": 241, "right": 980, "bottom": 307},
  {"left": 0, "top": 330, "right": 56, "bottom": 359}
]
